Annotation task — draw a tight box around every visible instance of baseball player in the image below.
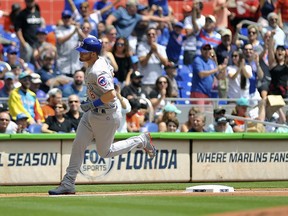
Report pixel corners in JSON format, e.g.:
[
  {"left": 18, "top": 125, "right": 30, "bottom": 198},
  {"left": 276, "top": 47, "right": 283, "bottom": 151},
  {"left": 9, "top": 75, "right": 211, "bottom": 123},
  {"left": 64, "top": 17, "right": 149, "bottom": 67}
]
[{"left": 48, "top": 37, "right": 156, "bottom": 195}]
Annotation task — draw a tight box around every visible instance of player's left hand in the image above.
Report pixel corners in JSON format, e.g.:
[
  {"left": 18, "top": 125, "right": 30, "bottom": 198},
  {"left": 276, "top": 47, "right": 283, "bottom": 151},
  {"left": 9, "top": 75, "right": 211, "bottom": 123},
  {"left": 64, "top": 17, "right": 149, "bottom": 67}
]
[{"left": 80, "top": 101, "right": 94, "bottom": 112}]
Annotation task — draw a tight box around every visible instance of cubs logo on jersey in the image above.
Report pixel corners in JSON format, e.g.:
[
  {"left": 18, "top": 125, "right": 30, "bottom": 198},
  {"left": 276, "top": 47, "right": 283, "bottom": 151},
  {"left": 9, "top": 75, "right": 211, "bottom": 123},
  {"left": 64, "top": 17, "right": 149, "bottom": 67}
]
[{"left": 97, "top": 76, "right": 107, "bottom": 87}]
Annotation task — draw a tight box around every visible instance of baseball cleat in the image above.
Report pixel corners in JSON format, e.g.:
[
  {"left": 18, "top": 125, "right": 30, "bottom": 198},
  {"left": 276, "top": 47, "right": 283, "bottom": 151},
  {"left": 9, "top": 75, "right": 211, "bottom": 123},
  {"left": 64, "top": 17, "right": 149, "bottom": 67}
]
[
  {"left": 48, "top": 184, "right": 75, "bottom": 195},
  {"left": 141, "top": 132, "right": 156, "bottom": 159}
]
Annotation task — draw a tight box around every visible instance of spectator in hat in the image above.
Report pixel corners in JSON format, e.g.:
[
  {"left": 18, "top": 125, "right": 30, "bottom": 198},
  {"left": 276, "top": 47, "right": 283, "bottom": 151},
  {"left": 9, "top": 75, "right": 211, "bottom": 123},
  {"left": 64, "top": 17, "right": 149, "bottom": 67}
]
[
  {"left": 165, "top": 21, "right": 186, "bottom": 64},
  {"left": 14, "top": 0, "right": 43, "bottom": 63},
  {"left": 29, "top": 72, "right": 47, "bottom": 102},
  {"left": 6, "top": 46, "right": 33, "bottom": 74},
  {"left": 196, "top": 15, "right": 221, "bottom": 55},
  {"left": 0, "top": 72, "right": 15, "bottom": 98},
  {"left": 62, "top": 69, "right": 87, "bottom": 98},
  {"left": 55, "top": 10, "right": 82, "bottom": 77},
  {"left": 8, "top": 71, "right": 44, "bottom": 124},
  {"left": 207, "top": 108, "right": 233, "bottom": 133},
  {"left": 157, "top": 103, "right": 181, "bottom": 132},
  {"left": 33, "top": 27, "right": 57, "bottom": 70},
  {"left": 3, "top": 3, "right": 21, "bottom": 33},
  {"left": 230, "top": 97, "right": 250, "bottom": 132},
  {"left": 121, "top": 71, "right": 149, "bottom": 100},
  {"left": 41, "top": 88, "right": 63, "bottom": 119},
  {"left": 37, "top": 50, "right": 73, "bottom": 93},
  {"left": 190, "top": 43, "right": 227, "bottom": 106},
  {"left": 164, "top": 62, "right": 179, "bottom": 98},
  {"left": 15, "top": 113, "right": 29, "bottom": 133}
]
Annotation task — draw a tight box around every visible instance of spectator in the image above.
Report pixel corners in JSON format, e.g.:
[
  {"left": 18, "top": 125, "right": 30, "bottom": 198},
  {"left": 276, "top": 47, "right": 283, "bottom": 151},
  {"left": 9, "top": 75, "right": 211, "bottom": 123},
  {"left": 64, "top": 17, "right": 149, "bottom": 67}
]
[
  {"left": 230, "top": 97, "right": 250, "bottom": 132},
  {"left": 180, "top": 107, "right": 201, "bottom": 132},
  {"left": 37, "top": 50, "right": 73, "bottom": 93},
  {"left": 41, "top": 102, "right": 72, "bottom": 133},
  {"left": 196, "top": 15, "right": 221, "bottom": 55},
  {"left": 263, "top": 12, "right": 286, "bottom": 47},
  {"left": 0, "top": 111, "right": 11, "bottom": 133},
  {"left": 148, "top": 0, "right": 169, "bottom": 17},
  {"left": 29, "top": 72, "right": 47, "bottom": 101},
  {"left": 275, "top": 0, "right": 288, "bottom": 43},
  {"left": 8, "top": 71, "right": 44, "bottom": 124},
  {"left": 15, "top": 113, "right": 29, "bottom": 133},
  {"left": 188, "top": 112, "right": 207, "bottom": 132},
  {"left": 55, "top": 10, "right": 82, "bottom": 77},
  {"left": 166, "top": 22, "right": 186, "bottom": 64},
  {"left": 112, "top": 37, "right": 133, "bottom": 86},
  {"left": 14, "top": 0, "right": 43, "bottom": 63},
  {"left": 133, "top": 4, "right": 151, "bottom": 44},
  {"left": 78, "top": 20, "right": 93, "bottom": 40},
  {"left": 0, "top": 103, "right": 17, "bottom": 133},
  {"left": 137, "top": 27, "right": 168, "bottom": 94},
  {"left": 166, "top": 117, "right": 179, "bottom": 132},
  {"left": 3, "top": 3, "right": 21, "bottom": 33},
  {"left": 183, "top": 1, "right": 205, "bottom": 65},
  {"left": 212, "top": 0, "right": 231, "bottom": 30},
  {"left": 227, "top": 50, "right": 253, "bottom": 99},
  {"left": 41, "top": 88, "right": 63, "bottom": 119},
  {"left": 267, "top": 33, "right": 288, "bottom": 98},
  {"left": 258, "top": 0, "right": 275, "bottom": 27},
  {"left": 114, "top": 78, "right": 131, "bottom": 133},
  {"left": 106, "top": 0, "right": 170, "bottom": 38},
  {"left": 93, "top": 0, "right": 118, "bottom": 21},
  {"left": 190, "top": 43, "right": 227, "bottom": 106},
  {"left": 6, "top": 46, "right": 32, "bottom": 74},
  {"left": 105, "top": 25, "right": 117, "bottom": 52},
  {"left": 62, "top": 69, "right": 87, "bottom": 98},
  {"left": 149, "top": 76, "right": 173, "bottom": 117},
  {"left": 207, "top": 108, "right": 234, "bottom": 133},
  {"left": 97, "top": 21, "right": 106, "bottom": 38},
  {"left": 126, "top": 98, "right": 141, "bottom": 132},
  {"left": 164, "top": 63, "right": 179, "bottom": 98},
  {"left": 0, "top": 72, "right": 15, "bottom": 98},
  {"left": 65, "top": 94, "right": 83, "bottom": 131},
  {"left": 121, "top": 71, "right": 148, "bottom": 100},
  {"left": 100, "top": 35, "right": 118, "bottom": 72},
  {"left": 33, "top": 27, "right": 57, "bottom": 70},
  {"left": 157, "top": 103, "right": 181, "bottom": 132}
]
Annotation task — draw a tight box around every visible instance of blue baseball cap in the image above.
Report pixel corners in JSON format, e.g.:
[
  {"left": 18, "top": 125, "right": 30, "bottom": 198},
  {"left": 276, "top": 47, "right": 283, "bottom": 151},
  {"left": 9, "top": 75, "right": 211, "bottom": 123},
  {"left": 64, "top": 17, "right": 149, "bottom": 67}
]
[
  {"left": 163, "top": 103, "right": 182, "bottom": 114},
  {"left": 0, "top": 65, "right": 5, "bottom": 72},
  {"left": 76, "top": 37, "right": 102, "bottom": 54},
  {"left": 18, "top": 71, "right": 31, "bottom": 80},
  {"left": 36, "top": 27, "right": 48, "bottom": 35},
  {"left": 236, "top": 98, "right": 249, "bottom": 107},
  {"left": 174, "top": 22, "right": 184, "bottom": 29},
  {"left": 7, "top": 46, "right": 19, "bottom": 54},
  {"left": 4, "top": 72, "right": 15, "bottom": 80},
  {"left": 16, "top": 113, "right": 28, "bottom": 121},
  {"left": 61, "top": 10, "right": 72, "bottom": 18},
  {"left": 113, "top": 77, "right": 119, "bottom": 85}
]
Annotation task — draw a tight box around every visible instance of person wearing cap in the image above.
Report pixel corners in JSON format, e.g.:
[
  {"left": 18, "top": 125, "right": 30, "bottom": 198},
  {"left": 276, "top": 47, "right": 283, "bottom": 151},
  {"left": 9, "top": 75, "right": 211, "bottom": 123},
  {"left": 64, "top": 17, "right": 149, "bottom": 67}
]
[
  {"left": 8, "top": 71, "right": 44, "bottom": 124},
  {"left": 41, "top": 88, "right": 63, "bottom": 119},
  {"left": 29, "top": 72, "right": 47, "bottom": 102},
  {"left": 262, "top": 12, "right": 286, "bottom": 48},
  {"left": 182, "top": 1, "right": 205, "bottom": 65},
  {"left": 190, "top": 43, "right": 227, "bottom": 106},
  {"left": 0, "top": 72, "right": 15, "bottom": 98},
  {"left": 164, "top": 62, "right": 179, "bottom": 98},
  {"left": 207, "top": 108, "right": 233, "bottom": 133},
  {"left": 33, "top": 27, "right": 56, "bottom": 70},
  {"left": 62, "top": 69, "right": 87, "bottom": 98},
  {"left": 48, "top": 36, "right": 155, "bottom": 195},
  {"left": 195, "top": 15, "right": 221, "bottom": 55},
  {"left": 14, "top": 0, "right": 42, "bottom": 63},
  {"left": 165, "top": 21, "right": 186, "bottom": 64},
  {"left": 157, "top": 103, "right": 181, "bottom": 132},
  {"left": 137, "top": 27, "right": 169, "bottom": 94},
  {"left": 230, "top": 97, "right": 250, "bottom": 132},
  {"left": 121, "top": 71, "right": 149, "bottom": 100},
  {"left": 55, "top": 9, "right": 82, "bottom": 76},
  {"left": 267, "top": 30, "right": 288, "bottom": 98},
  {"left": 15, "top": 113, "right": 29, "bottom": 133},
  {"left": 106, "top": 0, "right": 170, "bottom": 38},
  {"left": 6, "top": 46, "right": 31, "bottom": 74}
]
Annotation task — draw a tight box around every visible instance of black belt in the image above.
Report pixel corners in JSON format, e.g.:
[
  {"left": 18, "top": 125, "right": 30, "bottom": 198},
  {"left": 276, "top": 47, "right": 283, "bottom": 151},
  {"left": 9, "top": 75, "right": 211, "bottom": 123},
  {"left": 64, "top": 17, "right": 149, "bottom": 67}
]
[{"left": 93, "top": 108, "right": 106, "bottom": 114}]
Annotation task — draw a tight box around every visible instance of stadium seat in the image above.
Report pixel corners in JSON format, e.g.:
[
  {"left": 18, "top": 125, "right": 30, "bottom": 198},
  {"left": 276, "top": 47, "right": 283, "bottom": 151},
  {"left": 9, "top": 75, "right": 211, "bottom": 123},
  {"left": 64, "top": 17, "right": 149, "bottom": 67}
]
[{"left": 28, "top": 124, "right": 42, "bottom": 133}]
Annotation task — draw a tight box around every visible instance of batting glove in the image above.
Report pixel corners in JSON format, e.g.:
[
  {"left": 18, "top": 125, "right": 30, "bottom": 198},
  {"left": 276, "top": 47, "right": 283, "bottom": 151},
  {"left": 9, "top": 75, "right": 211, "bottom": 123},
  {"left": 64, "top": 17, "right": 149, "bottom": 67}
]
[{"left": 80, "top": 101, "right": 94, "bottom": 112}]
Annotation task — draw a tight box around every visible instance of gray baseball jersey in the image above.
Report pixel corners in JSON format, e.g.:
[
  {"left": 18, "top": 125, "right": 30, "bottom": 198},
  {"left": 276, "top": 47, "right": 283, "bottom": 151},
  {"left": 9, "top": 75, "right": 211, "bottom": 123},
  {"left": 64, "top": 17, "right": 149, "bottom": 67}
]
[{"left": 62, "top": 56, "right": 146, "bottom": 187}]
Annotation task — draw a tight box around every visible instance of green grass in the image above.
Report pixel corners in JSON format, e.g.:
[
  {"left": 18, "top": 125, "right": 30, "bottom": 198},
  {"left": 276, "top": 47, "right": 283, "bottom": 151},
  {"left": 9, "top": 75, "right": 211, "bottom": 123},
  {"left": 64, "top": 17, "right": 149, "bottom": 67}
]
[{"left": 1, "top": 182, "right": 288, "bottom": 216}]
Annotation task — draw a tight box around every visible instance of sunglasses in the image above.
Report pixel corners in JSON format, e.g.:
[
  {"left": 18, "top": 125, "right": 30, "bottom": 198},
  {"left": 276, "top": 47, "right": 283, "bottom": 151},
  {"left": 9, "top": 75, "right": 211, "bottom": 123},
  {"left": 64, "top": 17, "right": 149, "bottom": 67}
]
[
  {"left": 116, "top": 43, "right": 125, "bottom": 47},
  {"left": 248, "top": 31, "right": 256, "bottom": 35},
  {"left": 232, "top": 54, "right": 239, "bottom": 57},
  {"left": 69, "top": 100, "right": 79, "bottom": 104},
  {"left": 202, "top": 48, "right": 211, "bottom": 51}
]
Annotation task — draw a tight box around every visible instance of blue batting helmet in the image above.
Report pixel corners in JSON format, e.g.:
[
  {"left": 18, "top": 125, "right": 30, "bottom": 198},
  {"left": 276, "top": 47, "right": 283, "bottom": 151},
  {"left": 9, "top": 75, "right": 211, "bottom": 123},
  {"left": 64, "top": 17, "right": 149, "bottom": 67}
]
[{"left": 76, "top": 37, "right": 102, "bottom": 54}]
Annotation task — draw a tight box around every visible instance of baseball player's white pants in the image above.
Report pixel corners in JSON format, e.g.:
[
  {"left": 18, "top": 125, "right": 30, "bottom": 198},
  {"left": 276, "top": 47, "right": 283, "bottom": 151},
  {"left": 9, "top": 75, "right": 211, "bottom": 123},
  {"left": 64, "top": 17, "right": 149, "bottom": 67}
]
[{"left": 63, "top": 109, "right": 144, "bottom": 186}]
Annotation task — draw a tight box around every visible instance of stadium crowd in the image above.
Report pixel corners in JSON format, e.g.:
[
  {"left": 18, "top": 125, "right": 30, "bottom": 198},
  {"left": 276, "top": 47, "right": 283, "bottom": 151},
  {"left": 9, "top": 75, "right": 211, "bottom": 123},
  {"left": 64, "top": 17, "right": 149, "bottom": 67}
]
[{"left": 0, "top": 0, "right": 287, "bottom": 134}]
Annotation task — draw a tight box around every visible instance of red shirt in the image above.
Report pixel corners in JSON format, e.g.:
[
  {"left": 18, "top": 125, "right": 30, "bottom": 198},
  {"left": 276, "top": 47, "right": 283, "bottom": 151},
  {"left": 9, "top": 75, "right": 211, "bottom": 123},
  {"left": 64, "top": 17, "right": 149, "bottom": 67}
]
[
  {"left": 235, "top": 0, "right": 260, "bottom": 19},
  {"left": 276, "top": 0, "right": 288, "bottom": 22}
]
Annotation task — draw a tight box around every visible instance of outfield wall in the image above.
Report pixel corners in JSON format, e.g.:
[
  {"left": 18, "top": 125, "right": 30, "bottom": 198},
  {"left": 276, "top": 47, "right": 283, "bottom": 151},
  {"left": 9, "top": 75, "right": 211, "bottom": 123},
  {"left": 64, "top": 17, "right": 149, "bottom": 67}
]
[{"left": 0, "top": 133, "right": 287, "bottom": 185}]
